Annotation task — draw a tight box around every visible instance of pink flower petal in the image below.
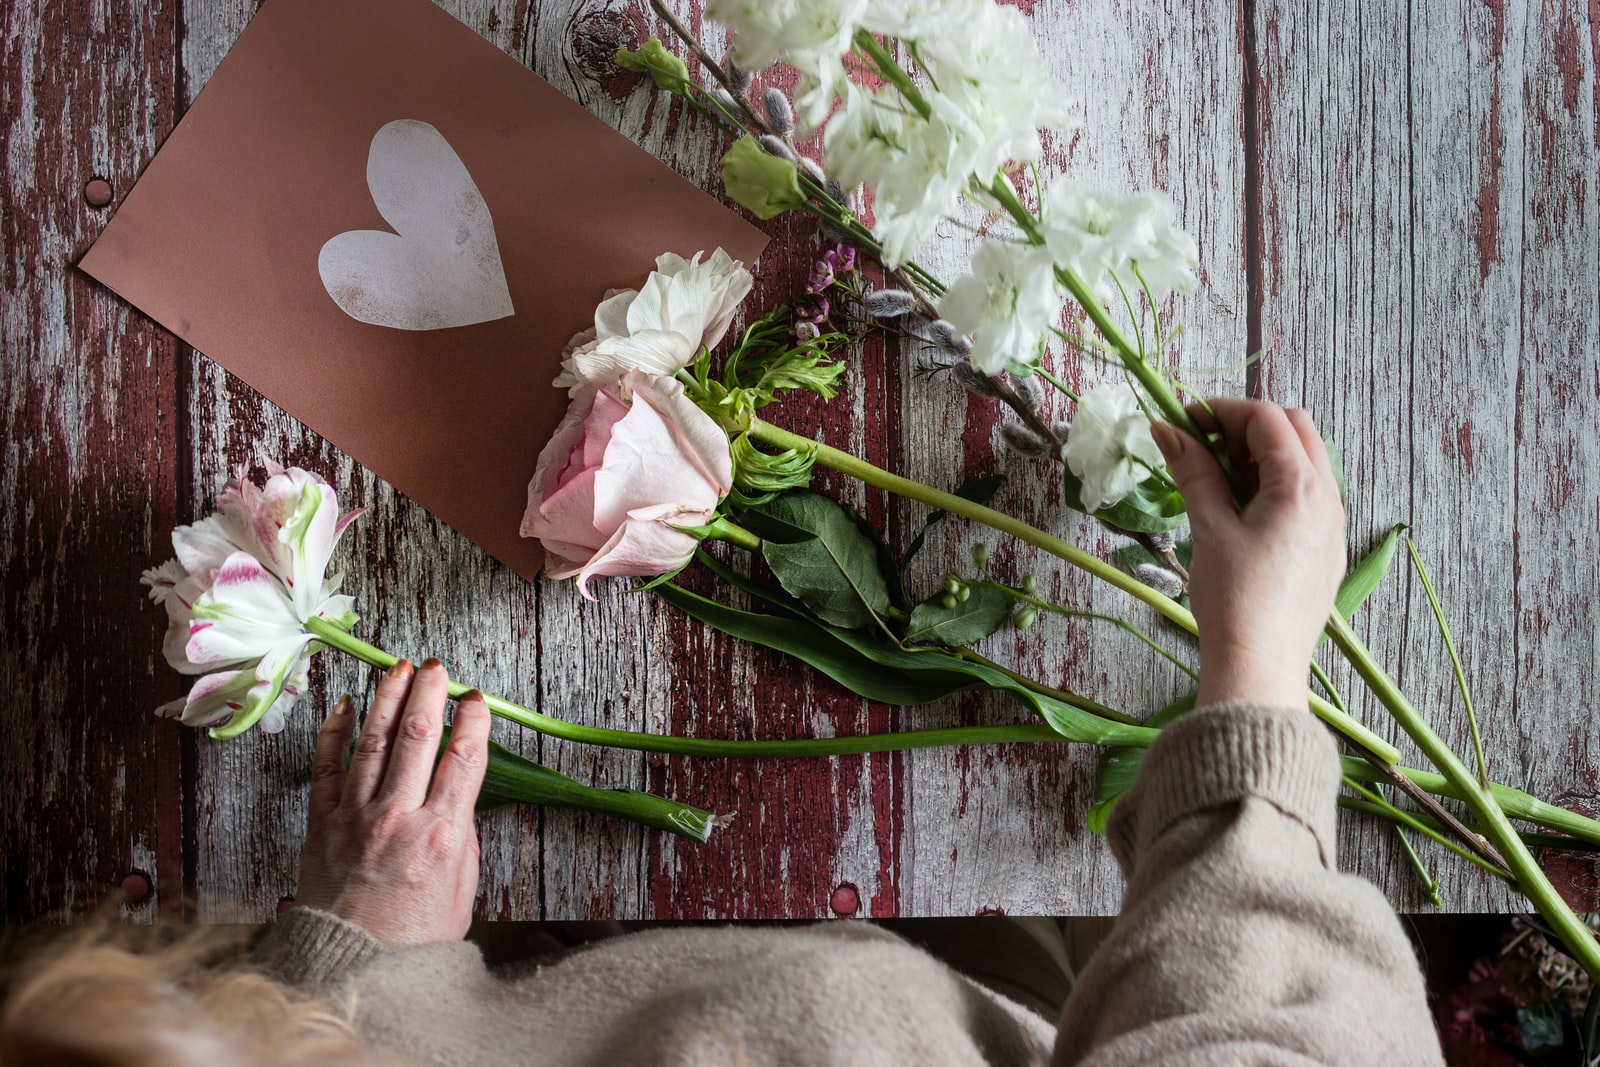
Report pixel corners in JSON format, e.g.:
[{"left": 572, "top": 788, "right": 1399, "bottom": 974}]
[{"left": 574, "top": 510, "right": 703, "bottom": 598}]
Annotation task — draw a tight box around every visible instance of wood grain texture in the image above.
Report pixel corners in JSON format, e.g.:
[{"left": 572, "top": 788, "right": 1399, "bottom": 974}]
[
  {"left": 7, "top": 0, "right": 1596, "bottom": 922},
  {"left": 1, "top": 0, "right": 187, "bottom": 921},
  {"left": 1254, "top": 0, "right": 1600, "bottom": 909}
]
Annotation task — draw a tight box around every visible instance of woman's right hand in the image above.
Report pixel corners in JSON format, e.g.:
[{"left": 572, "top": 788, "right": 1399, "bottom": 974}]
[{"left": 1150, "top": 399, "right": 1346, "bottom": 711}]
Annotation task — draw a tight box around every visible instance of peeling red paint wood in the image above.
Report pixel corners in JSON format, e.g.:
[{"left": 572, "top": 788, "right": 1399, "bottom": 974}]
[
  {"left": 1255, "top": 0, "right": 1599, "bottom": 909},
  {"left": 9, "top": 0, "right": 1596, "bottom": 922},
  {"left": 1, "top": 0, "right": 187, "bottom": 921}
]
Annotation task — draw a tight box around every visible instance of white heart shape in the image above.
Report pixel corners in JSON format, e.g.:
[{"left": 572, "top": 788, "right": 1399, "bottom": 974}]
[{"left": 318, "top": 119, "right": 514, "bottom": 331}]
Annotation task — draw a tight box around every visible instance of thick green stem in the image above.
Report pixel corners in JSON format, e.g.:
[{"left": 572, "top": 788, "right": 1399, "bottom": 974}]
[
  {"left": 950, "top": 648, "right": 1138, "bottom": 725},
  {"left": 304, "top": 617, "right": 1067, "bottom": 757},
  {"left": 1325, "top": 612, "right": 1600, "bottom": 978},
  {"left": 1339, "top": 758, "right": 1600, "bottom": 845},
  {"left": 747, "top": 417, "right": 1403, "bottom": 763}
]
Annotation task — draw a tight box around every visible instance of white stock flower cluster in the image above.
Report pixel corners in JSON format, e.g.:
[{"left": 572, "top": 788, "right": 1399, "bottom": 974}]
[
  {"left": 710, "top": 0, "right": 1074, "bottom": 267},
  {"left": 1062, "top": 381, "right": 1165, "bottom": 515},
  {"left": 1042, "top": 184, "right": 1199, "bottom": 300}
]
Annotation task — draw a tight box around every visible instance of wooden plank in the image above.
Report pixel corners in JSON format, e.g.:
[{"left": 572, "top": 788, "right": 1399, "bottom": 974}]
[
  {"left": 0, "top": 0, "right": 186, "bottom": 920},
  {"left": 1255, "top": 0, "right": 1599, "bottom": 909},
  {"left": 895, "top": 0, "right": 1249, "bottom": 915}
]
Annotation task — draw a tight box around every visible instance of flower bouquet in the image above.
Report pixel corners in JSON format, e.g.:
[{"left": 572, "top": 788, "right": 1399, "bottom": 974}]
[{"left": 142, "top": 0, "right": 1600, "bottom": 982}]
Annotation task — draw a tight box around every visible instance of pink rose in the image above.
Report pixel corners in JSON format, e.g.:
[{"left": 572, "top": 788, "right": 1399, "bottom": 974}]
[{"left": 521, "top": 371, "right": 733, "bottom": 597}]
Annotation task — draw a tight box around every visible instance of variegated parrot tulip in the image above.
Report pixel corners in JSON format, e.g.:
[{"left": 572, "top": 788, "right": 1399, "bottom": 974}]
[{"left": 141, "top": 462, "right": 364, "bottom": 737}]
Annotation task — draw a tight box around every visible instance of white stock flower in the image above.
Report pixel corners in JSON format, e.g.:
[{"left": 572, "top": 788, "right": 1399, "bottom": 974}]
[
  {"left": 1042, "top": 185, "right": 1198, "bottom": 298},
  {"left": 555, "top": 249, "right": 754, "bottom": 393},
  {"left": 1063, "top": 382, "right": 1166, "bottom": 513},
  {"left": 142, "top": 464, "right": 363, "bottom": 737},
  {"left": 937, "top": 239, "right": 1062, "bottom": 373}
]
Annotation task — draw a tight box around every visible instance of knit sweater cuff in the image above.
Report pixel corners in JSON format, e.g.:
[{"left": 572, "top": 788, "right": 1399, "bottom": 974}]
[
  {"left": 1109, "top": 701, "right": 1342, "bottom": 868},
  {"left": 252, "top": 906, "right": 385, "bottom": 990}
]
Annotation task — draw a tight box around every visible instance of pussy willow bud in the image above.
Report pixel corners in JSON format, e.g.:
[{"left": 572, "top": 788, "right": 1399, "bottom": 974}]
[
  {"left": 758, "top": 134, "right": 797, "bottom": 162},
  {"left": 797, "top": 156, "right": 826, "bottom": 185},
  {"left": 1011, "top": 373, "right": 1045, "bottom": 410},
  {"left": 971, "top": 543, "right": 990, "bottom": 568},
  {"left": 1136, "top": 563, "right": 1184, "bottom": 600},
  {"left": 712, "top": 87, "right": 739, "bottom": 114},
  {"left": 762, "top": 87, "right": 795, "bottom": 135},
  {"left": 1014, "top": 606, "right": 1038, "bottom": 630},
  {"left": 1000, "top": 423, "right": 1050, "bottom": 458},
  {"left": 725, "top": 58, "right": 753, "bottom": 94},
  {"left": 929, "top": 319, "right": 974, "bottom": 358},
  {"left": 1148, "top": 530, "right": 1177, "bottom": 553},
  {"left": 826, "top": 178, "right": 846, "bottom": 203},
  {"left": 865, "top": 289, "right": 916, "bottom": 319},
  {"left": 952, "top": 361, "right": 997, "bottom": 398},
  {"left": 1052, "top": 420, "right": 1072, "bottom": 443}
]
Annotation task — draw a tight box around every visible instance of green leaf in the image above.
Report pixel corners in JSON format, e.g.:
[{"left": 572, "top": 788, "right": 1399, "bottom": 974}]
[
  {"left": 901, "top": 474, "right": 1006, "bottom": 570},
  {"left": 661, "top": 552, "right": 1157, "bottom": 748},
  {"left": 1063, "top": 468, "right": 1188, "bottom": 533},
  {"left": 1085, "top": 692, "right": 1196, "bottom": 834},
  {"left": 439, "top": 729, "right": 719, "bottom": 842},
  {"left": 1323, "top": 435, "right": 1346, "bottom": 502},
  {"left": 905, "top": 585, "right": 1013, "bottom": 646},
  {"left": 746, "top": 491, "right": 892, "bottom": 629},
  {"left": 1317, "top": 522, "right": 1408, "bottom": 648}
]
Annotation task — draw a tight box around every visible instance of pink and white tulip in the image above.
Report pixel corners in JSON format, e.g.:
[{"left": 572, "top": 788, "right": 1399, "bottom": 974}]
[
  {"left": 522, "top": 371, "right": 733, "bottom": 597},
  {"left": 141, "top": 463, "right": 364, "bottom": 737}
]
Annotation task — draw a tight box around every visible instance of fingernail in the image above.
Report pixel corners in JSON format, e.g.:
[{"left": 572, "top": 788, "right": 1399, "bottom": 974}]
[
  {"left": 333, "top": 694, "right": 353, "bottom": 716},
  {"left": 1151, "top": 423, "right": 1184, "bottom": 461},
  {"left": 462, "top": 689, "right": 485, "bottom": 704},
  {"left": 422, "top": 657, "right": 443, "bottom": 672},
  {"left": 388, "top": 659, "right": 413, "bottom": 678}
]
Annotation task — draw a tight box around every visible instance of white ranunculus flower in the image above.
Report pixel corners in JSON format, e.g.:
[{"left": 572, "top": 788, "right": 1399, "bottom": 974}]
[
  {"left": 1063, "top": 382, "right": 1166, "bottom": 513},
  {"left": 937, "top": 238, "right": 1063, "bottom": 373},
  {"left": 555, "top": 249, "right": 754, "bottom": 393},
  {"left": 1042, "top": 185, "right": 1198, "bottom": 299}
]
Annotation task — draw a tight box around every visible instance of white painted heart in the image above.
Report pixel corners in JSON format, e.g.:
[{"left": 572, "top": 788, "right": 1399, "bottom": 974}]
[{"left": 319, "top": 119, "right": 514, "bottom": 331}]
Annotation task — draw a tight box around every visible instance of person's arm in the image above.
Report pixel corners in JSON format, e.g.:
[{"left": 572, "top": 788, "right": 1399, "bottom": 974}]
[
  {"left": 253, "top": 659, "right": 493, "bottom": 991},
  {"left": 1054, "top": 401, "right": 1444, "bottom": 1066}
]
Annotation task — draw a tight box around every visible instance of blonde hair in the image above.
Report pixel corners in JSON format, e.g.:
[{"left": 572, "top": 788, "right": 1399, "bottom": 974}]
[{"left": 0, "top": 907, "right": 381, "bottom": 1067}]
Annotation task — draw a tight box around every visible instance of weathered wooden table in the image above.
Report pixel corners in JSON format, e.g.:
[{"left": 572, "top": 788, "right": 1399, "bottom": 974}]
[{"left": 5, "top": 0, "right": 1598, "bottom": 923}]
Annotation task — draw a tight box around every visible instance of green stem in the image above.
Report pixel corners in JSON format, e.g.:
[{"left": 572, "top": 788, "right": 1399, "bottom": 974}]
[
  {"left": 1339, "top": 756, "right": 1600, "bottom": 845},
  {"left": 976, "top": 579, "right": 1197, "bottom": 681},
  {"left": 1325, "top": 612, "right": 1600, "bottom": 978},
  {"left": 1405, "top": 537, "right": 1491, "bottom": 786},
  {"left": 704, "top": 515, "right": 762, "bottom": 552},
  {"left": 950, "top": 648, "right": 1139, "bottom": 725},
  {"left": 747, "top": 416, "right": 1403, "bottom": 764},
  {"left": 853, "top": 31, "right": 933, "bottom": 119},
  {"left": 304, "top": 617, "right": 1067, "bottom": 758},
  {"left": 1343, "top": 777, "right": 1504, "bottom": 884}
]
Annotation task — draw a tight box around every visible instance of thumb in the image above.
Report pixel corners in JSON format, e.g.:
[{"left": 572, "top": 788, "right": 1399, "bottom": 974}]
[{"left": 1151, "top": 423, "right": 1233, "bottom": 524}]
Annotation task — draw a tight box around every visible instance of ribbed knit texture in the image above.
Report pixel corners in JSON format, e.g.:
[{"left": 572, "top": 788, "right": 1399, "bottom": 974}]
[{"left": 253, "top": 701, "right": 1445, "bottom": 1066}]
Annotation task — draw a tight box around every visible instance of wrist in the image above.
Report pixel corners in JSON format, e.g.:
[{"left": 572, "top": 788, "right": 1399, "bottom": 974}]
[{"left": 1196, "top": 645, "right": 1308, "bottom": 711}]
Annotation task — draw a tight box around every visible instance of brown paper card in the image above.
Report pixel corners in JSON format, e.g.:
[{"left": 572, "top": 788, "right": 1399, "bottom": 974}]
[{"left": 81, "top": 0, "right": 768, "bottom": 579}]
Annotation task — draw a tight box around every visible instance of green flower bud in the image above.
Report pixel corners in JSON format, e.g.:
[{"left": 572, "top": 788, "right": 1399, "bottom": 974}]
[
  {"left": 971, "top": 543, "right": 990, "bottom": 568},
  {"left": 940, "top": 593, "right": 958, "bottom": 610},
  {"left": 722, "top": 136, "right": 805, "bottom": 220},
  {"left": 1014, "top": 607, "right": 1037, "bottom": 630},
  {"left": 943, "top": 575, "right": 962, "bottom": 595},
  {"left": 616, "top": 37, "right": 690, "bottom": 94},
  {"left": 956, "top": 586, "right": 971, "bottom": 603},
  {"left": 1021, "top": 574, "right": 1037, "bottom": 595}
]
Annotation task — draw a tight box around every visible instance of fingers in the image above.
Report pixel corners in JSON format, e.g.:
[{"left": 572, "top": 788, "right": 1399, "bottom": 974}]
[
  {"left": 308, "top": 694, "right": 356, "bottom": 818},
  {"left": 1151, "top": 419, "right": 1234, "bottom": 528},
  {"left": 345, "top": 660, "right": 415, "bottom": 806},
  {"left": 1284, "top": 408, "right": 1337, "bottom": 487},
  {"left": 427, "top": 691, "right": 491, "bottom": 818},
  {"left": 378, "top": 659, "right": 452, "bottom": 811}
]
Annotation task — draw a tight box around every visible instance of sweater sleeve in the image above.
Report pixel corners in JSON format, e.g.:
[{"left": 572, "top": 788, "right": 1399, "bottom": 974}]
[
  {"left": 1053, "top": 701, "right": 1445, "bottom": 1066},
  {"left": 251, "top": 906, "right": 387, "bottom": 991}
]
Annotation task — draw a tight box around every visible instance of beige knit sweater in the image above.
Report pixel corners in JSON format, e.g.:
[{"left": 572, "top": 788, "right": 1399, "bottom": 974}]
[{"left": 255, "top": 702, "right": 1446, "bottom": 1065}]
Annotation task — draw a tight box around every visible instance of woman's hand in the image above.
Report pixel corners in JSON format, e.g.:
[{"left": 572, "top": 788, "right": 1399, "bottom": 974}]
[
  {"left": 1151, "top": 399, "right": 1345, "bottom": 711},
  {"left": 293, "top": 659, "right": 491, "bottom": 947}
]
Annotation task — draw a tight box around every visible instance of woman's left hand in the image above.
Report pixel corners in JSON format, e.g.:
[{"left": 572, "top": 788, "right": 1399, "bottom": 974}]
[{"left": 293, "top": 658, "right": 491, "bottom": 947}]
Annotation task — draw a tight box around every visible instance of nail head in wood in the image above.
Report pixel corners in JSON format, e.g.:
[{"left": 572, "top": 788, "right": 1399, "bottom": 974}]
[{"left": 84, "top": 178, "right": 113, "bottom": 208}]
